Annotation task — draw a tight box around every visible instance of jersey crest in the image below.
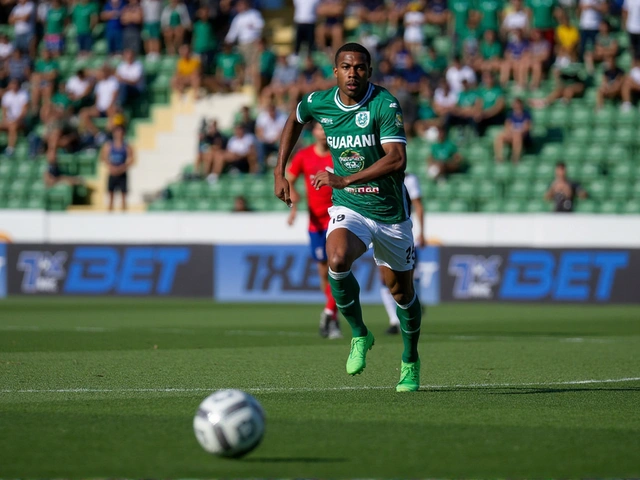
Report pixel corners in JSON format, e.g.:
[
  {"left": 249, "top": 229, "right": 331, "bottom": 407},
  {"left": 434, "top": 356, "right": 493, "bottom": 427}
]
[{"left": 355, "top": 111, "right": 370, "bottom": 128}]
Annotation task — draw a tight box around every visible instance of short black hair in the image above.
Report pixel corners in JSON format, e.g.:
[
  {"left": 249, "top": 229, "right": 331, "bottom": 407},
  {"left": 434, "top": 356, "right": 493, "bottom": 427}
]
[
  {"left": 334, "top": 43, "right": 371, "bottom": 66},
  {"left": 556, "top": 161, "right": 566, "bottom": 168}
]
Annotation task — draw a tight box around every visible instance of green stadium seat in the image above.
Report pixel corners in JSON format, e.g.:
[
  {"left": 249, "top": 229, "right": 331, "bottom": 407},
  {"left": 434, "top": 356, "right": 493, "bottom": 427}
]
[
  {"left": 494, "top": 162, "right": 513, "bottom": 181},
  {"left": 571, "top": 106, "right": 593, "bottom": 127},
  {"left": 7, "top": 180, "right": 28, "bottom": 199},
  {"left": 588, "top": 179, "right": 610, "bottom": 200},
  {"left": 599, "top": 200, "right": 622, "bottom": 214},
  {"left": 577, "top": 163, "right": 601, "bottom": 182},
  {"left": 14, "top": 161, "right": 33, "bottom": 180},
  {"left": 160, "top": 56, "right": 178, "bottom": 75},
  {"left": 590, "top": 127, "right": 612, "bottom": 145},
  {"left": 47, "top": 183, "right": 73, "bottom": 211},
  {"left": 622, "top": 200, "right": 640, "bottom": 214},
  {"left": 455, "top": 181, "right": 476, "bottom": 200},
  {"left": 561, "top": 143, "right": 585, "bottom": 164},
  {"left": 531, "top": 180, "right": 550, "bottom": 198},
  {"left": 512, "top": 161, "right": 535, "bottom": 180},
  {"left": 631, "top": 182, "right": 640, "bottom": 199},
  {"left": 77, "top": 151, "right": 98, "bottom": 176},
  {"left": 425, "top": 199, "right": 445, "bottom": 212},
  {"left": 193, "top": 198, "right": 214, "bottom": 211},
  {"left": 525, "top": 200, "right": 552, "bottom": 213},
  {"left": 583, "top": 144, "right": 607, "bottom": 163},
  {"left": 476, "top": 181, "right": 500, "bottom": 201},
  {"left": 547, "top": 105, "right": 571, "bottom": 127},
  {"left": 212, "top": 198, "right": 235, "bottom": 211},
  {"left": 26, "top": 195, "right": 46, "bottom": 210},
  {"left": 168, "top": 181, "right": 187, "bottom": 199},
  {"left": 508, "top": 180, "right": 531, "bottom": 199},
  {"left": 465, "top": 144, "right": 491, "bottom": 163},
  {"left": 172, "top": 199, "right": 193, "bottom": 211},
  {"left": 447, "top": 200, "right": 470, "bottom": 213},
  {"left": 503, "top": 199, "right": 525, "bottom": 213},
  {"left": 575, "top": 200, "right": 597, "bottom": 213},
  {"left": 480, "top": 199, "right": 502, "bottom": 212},
  {"left": 609, "top": 182, "right": 631, "bottom": 201},
  {"left": 569, "top": 126, "right": 591, "bottom": 143},
  {"left": 592, "top": 106, "right": 616, "bottom": 126},
  {"left": 0, "top": 161, "right": 15, "bottom": 179},
  {"left": 610, "top": 162, "right": 635, "bottom": 180},
  {"left": 539, "top": 143, "right": 562, "bottom": 163},
  {"left": 535, "top": 163, "right": 555, "bottom": 181},
  {"left": 606, "top": 145, "right": 630, "bottom": 166},
  {"left": 433, "top": 181, "right": 456, "bottom": 200},
  {"left": 469, "top": 162, "right": 493, "bottom": 179},
  {"left": 616, "top": 107, "right": 637, "bottom": 127},
  {"left": 147, "top": 200, "right": 171, "bottom": 211},
  {"left": 184, "top": 181, "right": 206, "bottom": 200},
  {"left": 612, "top": 126, "right": 636, "bottom": 147},
  {"left": 92, "top": 39, "right": 108, "bottom": 55}
]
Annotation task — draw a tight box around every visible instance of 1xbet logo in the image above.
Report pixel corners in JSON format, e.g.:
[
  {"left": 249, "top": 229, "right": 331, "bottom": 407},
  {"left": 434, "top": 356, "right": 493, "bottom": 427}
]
[{"left": 17, "top": 251, "right": 68, "bottom": 293}]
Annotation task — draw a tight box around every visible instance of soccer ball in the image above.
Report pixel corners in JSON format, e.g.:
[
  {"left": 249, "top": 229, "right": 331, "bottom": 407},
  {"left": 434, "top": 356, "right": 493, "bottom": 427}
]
[{"left": 193, "top": 389, "right": 265, "bottom": 458}]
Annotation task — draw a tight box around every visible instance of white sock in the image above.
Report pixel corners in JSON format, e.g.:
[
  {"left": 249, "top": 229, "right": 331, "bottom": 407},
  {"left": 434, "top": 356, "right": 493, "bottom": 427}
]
[{"left": 380, "top": 286, "right": 400, "bottom": 326}]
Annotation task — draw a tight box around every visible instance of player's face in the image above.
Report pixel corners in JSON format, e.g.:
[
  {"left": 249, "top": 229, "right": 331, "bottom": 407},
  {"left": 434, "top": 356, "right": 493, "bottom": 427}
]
[
  {"left": 312, "top": 123, "right": 327, "bottom": 146},
  {"left": 334, "top": 52, "right": 372, "bottom": 103}
]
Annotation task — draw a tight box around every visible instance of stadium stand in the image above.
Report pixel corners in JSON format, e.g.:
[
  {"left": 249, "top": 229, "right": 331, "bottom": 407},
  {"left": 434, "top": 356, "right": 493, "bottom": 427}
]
[{"left": 1, "top": 0, "right": 639, "bottom": 214}]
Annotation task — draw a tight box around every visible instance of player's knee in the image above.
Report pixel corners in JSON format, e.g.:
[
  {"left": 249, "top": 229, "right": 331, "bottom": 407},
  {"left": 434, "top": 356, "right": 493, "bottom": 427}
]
[{"left": 327, "top": 250, "right": 351, "bottom": 272}]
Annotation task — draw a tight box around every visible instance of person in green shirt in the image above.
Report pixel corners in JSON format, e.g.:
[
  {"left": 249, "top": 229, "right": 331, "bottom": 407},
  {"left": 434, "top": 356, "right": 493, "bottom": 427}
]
[
  {"left": 161, "top": 0, "right": 191, "bottom": 55},
  {"left": 593, "top": 20, "right": 618, "bottom": 64},
  {"left": 476, "top": 71, "right": 506, "bottom": 134},
  {"left": 529, "top": 48, "right": 586, "bottom": 108},
  {"left": 525, "top": 0, "right": 558, "bottom": 44},
  {"left": 428, "top": 126, "right": 463, "bottom": 180},
  {"left": 257, "top": 37, "right": 277, "bottom": 94},
  {"left": 477, "top": 0, "right": 503, "bottom": 32},
  {"left": 458, "top": 14, "right": 482, "bottom": 58},
  {"left": 215, "top": 43, "right": 244, "bottom": 92},
  {"left": 414, "top": 83, "right": 441, "bottom": 138},
  {"left": 30, "top": 49, "right": 59, "bottom": 112},
  {"left": 449, "top": 0, "right": 476, "bottom": 35},
  {"left": 444, "top": 78, "right": 482, "bottom": 133},
  {"left": 478, "top": 29, "right": 502, "bottom": 72},
  {"left": 421, "top": 45, "right": 448, "bottom": 77},
  {"left": 44, "top": 0, "right": 66, "bottom": 56},
  {"left": 72, "top": 0, "right": 99, "bottom": 55},
  {"left": 192, "top": 7, "right": 216, "bottom": 74}
]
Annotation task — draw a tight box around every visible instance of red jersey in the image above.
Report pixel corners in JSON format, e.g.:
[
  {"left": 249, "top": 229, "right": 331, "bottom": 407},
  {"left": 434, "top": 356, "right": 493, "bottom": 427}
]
[{"left": 287, "top": 144, "right": 333, "bottom": 232}]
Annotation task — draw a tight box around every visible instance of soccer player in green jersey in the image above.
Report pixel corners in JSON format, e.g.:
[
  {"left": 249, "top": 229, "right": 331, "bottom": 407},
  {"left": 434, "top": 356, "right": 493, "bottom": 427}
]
[{"left": 274, "top": 43, "right": 421, "bottom": 392}]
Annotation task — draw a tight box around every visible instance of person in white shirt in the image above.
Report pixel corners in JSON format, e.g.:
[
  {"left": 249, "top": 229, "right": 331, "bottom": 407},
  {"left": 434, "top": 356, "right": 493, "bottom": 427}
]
[
  {"left": 621, "top": 59, "right": 640, "bottom": 110},
  {"left": 501, "top": 0, "right": 530, "bottom": 36},
  {"left": 142, "top": 0, "right": 162, "bottom": 59},
  {"left": 623, "top": 0, "right": 640, "bottom": 59},
  {"left": 255, "top": 103, "right": 287, "bottom": 171},
  {"left": 9, "top": 0, "right": 35, "bottom": 54},
  {"left": 225, "top": 0, "right": 264, "bottom": 86},
  {"left": 578, "top": 0, "right": 608, "bottom": 72},
  {"left": 293, "top": 0, "right": 320, "bottom": 56},
  {"left": 0, "top": 33, "right": 14, "bottom": 64},
  {"left": 160, "top": 0, "right": 191, "bottom": 55},
  {"left": 65, "top": 69, "right": 94, "bottom": 112},
  {"left": 79, "top": 64, "right": 120, "bottom": 140},
  {"left": 0, "top": 79, "right": 29, "bottom": 156},
  {"left": 208, "top": 124, "right": 257, "bottom": 183},
  {"left": 434, "top": 78, "right": 459, "bottom": 116},
  {"left": 404, "top": 3, "right": 426, "bottom": 56},
  {"left": 380, "top": 172, "right": 425, "bottom": 335},
  {"left": 115, "top": 49, "right": 145, "bottom": 107},
  {"left": 446, "top": 56, "right": 476, "bottom": 94}
]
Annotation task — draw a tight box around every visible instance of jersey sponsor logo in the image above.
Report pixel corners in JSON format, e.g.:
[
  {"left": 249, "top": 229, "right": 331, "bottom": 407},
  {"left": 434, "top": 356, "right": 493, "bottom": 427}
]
[
  {"left": 344, "top": 185, "right": 380, "bottom": 194},
  {"left": 327, "top": 134, "right": 376, "bottom": 149},
  {"left": 355, "top": 111, "right": 370, "bottom": 128},
  {"left": 339, "top": 149, "right": 365, "bottom": 172},
  {"left": 395, "top": 112, "right": 404, "bottom": 128},
  {"left": 320, "top": 117, "right": 333, "bottom": 125},
  {"left": 307, "top": 92, "right": 316, "bottom": 103}
]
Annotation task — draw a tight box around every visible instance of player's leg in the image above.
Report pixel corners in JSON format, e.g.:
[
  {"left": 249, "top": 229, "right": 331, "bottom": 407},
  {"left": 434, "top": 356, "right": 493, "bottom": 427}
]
[
  {"left": 311, "top": 230, "right": 338, "bottom": 338},
  {"left": 373, "top": 220, "right": 422, "bottom": 392},
  {"left": 326, "top": 207, "right": 373, "bottom": 374},
  {"left": 379, "top": 267, "right": 400, "bottom": 333}
]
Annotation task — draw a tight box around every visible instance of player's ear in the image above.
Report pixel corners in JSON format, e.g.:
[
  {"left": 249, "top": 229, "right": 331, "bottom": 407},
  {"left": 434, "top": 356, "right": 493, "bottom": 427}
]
[{"left": 333, "top": 66, "right": 338, "bottom": 78}]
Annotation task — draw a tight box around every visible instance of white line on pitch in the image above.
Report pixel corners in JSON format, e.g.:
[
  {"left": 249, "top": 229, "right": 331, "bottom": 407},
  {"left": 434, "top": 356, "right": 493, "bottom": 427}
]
[{"left": 1, "top": 377, "right": 639, "bottom": 395}]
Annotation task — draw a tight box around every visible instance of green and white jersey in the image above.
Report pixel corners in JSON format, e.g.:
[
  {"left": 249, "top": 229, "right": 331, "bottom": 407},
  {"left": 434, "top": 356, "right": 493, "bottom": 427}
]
[{"left": 296, "top": 83, "right": 409, "bottom": 224}]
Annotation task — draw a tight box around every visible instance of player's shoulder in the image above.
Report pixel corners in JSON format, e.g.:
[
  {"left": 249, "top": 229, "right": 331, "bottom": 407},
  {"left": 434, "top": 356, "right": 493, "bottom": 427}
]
[
  {"left": 370, "top": 83, "right": 402, "bottom": 108},
  {"left": 301, "top": 86, "right": 337, "bottom": 105}
]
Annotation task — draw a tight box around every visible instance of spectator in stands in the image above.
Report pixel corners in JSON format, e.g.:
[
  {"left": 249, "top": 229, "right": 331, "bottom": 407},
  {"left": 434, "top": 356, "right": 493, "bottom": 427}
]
[
  {"left": 414, "top": 83, "right": 441, "bottom": 138},
  {"left": 236, "top": 105, "right": 256, "bottom": 134},
  {"left": 500, "top": 28, "right": 529, "bottom": 88},
  {"left": 421, "top": 44, "right": 448, "bottom": 78},
  {"left": 477, "top": 0, "right": 502, "bottom": 34},
  {"left": 172, "top": 44, "right": 201, "bottom": 95},
  {"left": 446, "top": 55, "right": 476, "bottom": 93},
  {"left": 192, "top": 7, "right": 216, "bottom": 74},
  {"left": 526, "top": 0, "right": 558, "bottom": 46},
  {"left": 315, "top": 0, "right": 345, "bottom": 54},
  {"left": 501, "top": 0, "right": 530, "bottom": 37},
  {"left": 399, "top": 53, "right": 428, "bottom": 95},
  {"left": 232, "top": 195, "right": 252, "bottom": 212},
  {"left": 101, "top": 125, "right": 134, "bottom": 211},
  {"left": 297, "top": 55, "right": 327, "bottom": 95},
  {"left": 578, "top": 0, "right": 608, "bottom": 73},
  {"left": 161, "top": 0, "right": 191, "bottom": 55},
  {"left": 545, "top": 161, "right": 587, "bottom": 212},
  {"left": 7, "top": 48, "right": 31, "bottom": 84},
  {"left": 1, "top": 79, "right": 28, "bottom": 156},
  {"left": 66, "top": 68, "right": 93, "bottom": 112},
  {"left": 102, "top": 0, "right": 124, "bottom": 55},
  {"left": 30, "top": 48, "right": 58, "bottom": 112},
  {"left": 260, "top": 53, "right": 298, "bottom": 108},
  {"left": 9, "top": 0, "right": 35, "bottom": 55},
  {"left": 214, "top": 42, "right": 244, "bottom": 93},
  {"left": 256, "top": 102, "right": 286, "bottom": 171},
  {"left": 224, "top": 0, "right": 264, "bottom": 86},
  {"left": 121, "top": 0, "right": 143, "bottom": 55},
  {"left": 494, "top": 97, "right": 531, "bottom": 163},
  {"left": 478, "top": 29, "right": 502, "bottom": 73},
  {"left": 596, "top": 56, "right": 625, "bottom": 110},
  {"left": 556, "top": 8, "right": 579, "bottom": 55},
  {"left": 434, "top": 77, "right": 459, "bottom": 116},
  {"left": 196, "top": 118, "right": 226, "bottom": 177},
  {"left": 72, "top": 0, "right": 99, "bottom": 56},
  {"left": 115, "top": 49, "right": 144, "bottom": 107},
  {"left": 44, "top": 0, "right": 65, "bottom": 57},
  {"left": 79, "top": 64, "right": 119, "bottom": 143},
  {"left": 357, "top": 0, "right": 387, "bottom": 27},
  {"left": 426, "top": 0, "right": 449, "bottom": 31},
  {"left": 522, "top": 28, "right": 552, "bottom": 89},
  {"left": 476, "top": 71, "right": 506, "bottom": 135},
  {"left": 427, "top": 126, "right": 463, "bottom": 181},
  {"left": 0, "top": 33, "right": 14, "bottom": 64},
  {"left": 530, "top": 48, "right": 586, "bottom": 107},
  {"left": 458, "top": 12, "right": 482, "bottom": 60},
  {"left": 142, "top": 0, "right": 162, "bottom": 60},
  {"left": 623, "top": 0, "right": 640, "bottom": 60},
  {"left": 443, "top": 78, "right": 481, "bottom": 132},
  {"left": 449, "top": 0, "right": 473, "bottom": 37},
  {"left": 293, "top": 0, "right": 319, "bottom": 56},
  {"left": 621, "top": 59, "right": 640, "bottom": 110},
  {"left": 593, "top": 20, "right": 619, "bottom": 64},
  {"left": 44, "top": 157, "right": 83, "bottom": 187},
  {"left": 42, "top": 103, "right": 80, "bottom": 161},
  {"left": 257, "top": 37, "right": 277, "bottom": 94},
  {"left": 404, "top": 1, "right": 427, "bottom": 56},
  {"left": 207, "top": 123, "right": 257, "bottom": 183}
]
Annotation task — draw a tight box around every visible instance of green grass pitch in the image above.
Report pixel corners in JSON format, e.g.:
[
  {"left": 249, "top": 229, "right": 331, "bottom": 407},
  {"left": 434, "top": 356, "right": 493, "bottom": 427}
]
[{"left": 1, "top": 298, "right": 639, "bottom": 478}]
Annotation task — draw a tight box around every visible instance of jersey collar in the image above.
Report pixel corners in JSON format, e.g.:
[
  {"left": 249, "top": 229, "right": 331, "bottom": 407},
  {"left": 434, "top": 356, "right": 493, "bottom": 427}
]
[{"left": 333, "top": 83, "right": 374, "bottom": 112}]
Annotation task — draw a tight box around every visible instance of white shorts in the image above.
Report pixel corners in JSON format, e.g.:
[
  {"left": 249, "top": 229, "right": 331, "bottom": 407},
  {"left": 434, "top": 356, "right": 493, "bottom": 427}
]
[{"left": 327, "top": 205, "right": 415, "bottom": 272}]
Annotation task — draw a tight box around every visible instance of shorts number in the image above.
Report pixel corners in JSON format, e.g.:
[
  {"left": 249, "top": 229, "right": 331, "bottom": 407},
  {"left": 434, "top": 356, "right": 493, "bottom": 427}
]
[
  {"left": 405, "top": 246, "right": 415, "bottom": 264},
  {"left": 332, "top": 214, "right": 345, "bottom": 224}
]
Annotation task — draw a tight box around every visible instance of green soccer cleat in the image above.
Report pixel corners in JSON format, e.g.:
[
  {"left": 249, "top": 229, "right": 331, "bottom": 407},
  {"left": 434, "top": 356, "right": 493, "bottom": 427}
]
[
  {"left": 346, "top": 330, "right": 375, "bottom": 375},
  {"left": 396, "top": 358, "right": 421, "bottom": 392}
]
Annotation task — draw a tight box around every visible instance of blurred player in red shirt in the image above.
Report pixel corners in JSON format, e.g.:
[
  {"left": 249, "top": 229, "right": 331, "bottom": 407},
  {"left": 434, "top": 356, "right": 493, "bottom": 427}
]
[{"left": 286, "top": 122, "right": 342, "bottom": 339}]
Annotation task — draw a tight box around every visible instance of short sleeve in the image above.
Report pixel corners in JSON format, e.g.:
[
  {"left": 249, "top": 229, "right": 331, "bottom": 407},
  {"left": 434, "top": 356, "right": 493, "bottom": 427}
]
[
  {"left": 287, "top": 150, "right": 303, "bottom": 177},
  {"left": 296, "top": 92, "right": 316, "bottom": 124},
  {"left": 379, "top": 97, "right": 407, "bottom": 145},
  {"left": 404, "top": 174, "right": 422, "bottom": 200}
]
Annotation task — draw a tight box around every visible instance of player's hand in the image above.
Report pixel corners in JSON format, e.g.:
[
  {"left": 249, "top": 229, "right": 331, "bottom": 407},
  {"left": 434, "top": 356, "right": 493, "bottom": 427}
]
[
  {"left": 418, "top": 235, "right": 426, "bottom": 248},
  {"left": 274, "top": 175, "right": 292, "bottom": 207},
  {"left": 312, "top": 167, "right": 347, "bottom": 190},
  {"left": 287, "top": 205, "right": 297, "bottom": 226}
]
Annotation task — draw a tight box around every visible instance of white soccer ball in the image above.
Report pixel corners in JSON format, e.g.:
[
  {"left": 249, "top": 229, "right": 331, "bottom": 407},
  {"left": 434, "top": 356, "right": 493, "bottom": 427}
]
[{"left": 193, "top": 389, "right": 265, "bottom": 458}]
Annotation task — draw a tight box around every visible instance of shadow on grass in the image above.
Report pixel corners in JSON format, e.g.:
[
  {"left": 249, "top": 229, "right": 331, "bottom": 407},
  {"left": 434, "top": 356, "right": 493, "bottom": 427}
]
[{"left": 244, "top": 456, "right": 348, "bottom": 463}]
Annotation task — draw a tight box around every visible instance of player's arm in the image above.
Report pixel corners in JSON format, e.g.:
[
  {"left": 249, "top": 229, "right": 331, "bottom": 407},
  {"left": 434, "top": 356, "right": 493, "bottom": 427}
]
[
  {"left": 412, "top": 197, "right": 426, "bottom": 247},
  {"left": 285, "top": 171, "right": 300, "bottom": 225}
]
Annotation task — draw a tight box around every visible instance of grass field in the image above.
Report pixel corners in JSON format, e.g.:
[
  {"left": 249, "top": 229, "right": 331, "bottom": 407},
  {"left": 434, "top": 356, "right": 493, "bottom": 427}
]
[{"left": 1, "top": 298, "right": 639, "bottom": 479}]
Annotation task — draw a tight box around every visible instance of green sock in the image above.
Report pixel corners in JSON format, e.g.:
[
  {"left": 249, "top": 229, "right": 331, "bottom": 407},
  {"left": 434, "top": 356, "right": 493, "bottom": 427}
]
[
  {"left": 396, "top": 294, "right": 421, "bottom": 363},
  {"left": 328, "top": 269, "right": 368, "bottom": 337}
]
